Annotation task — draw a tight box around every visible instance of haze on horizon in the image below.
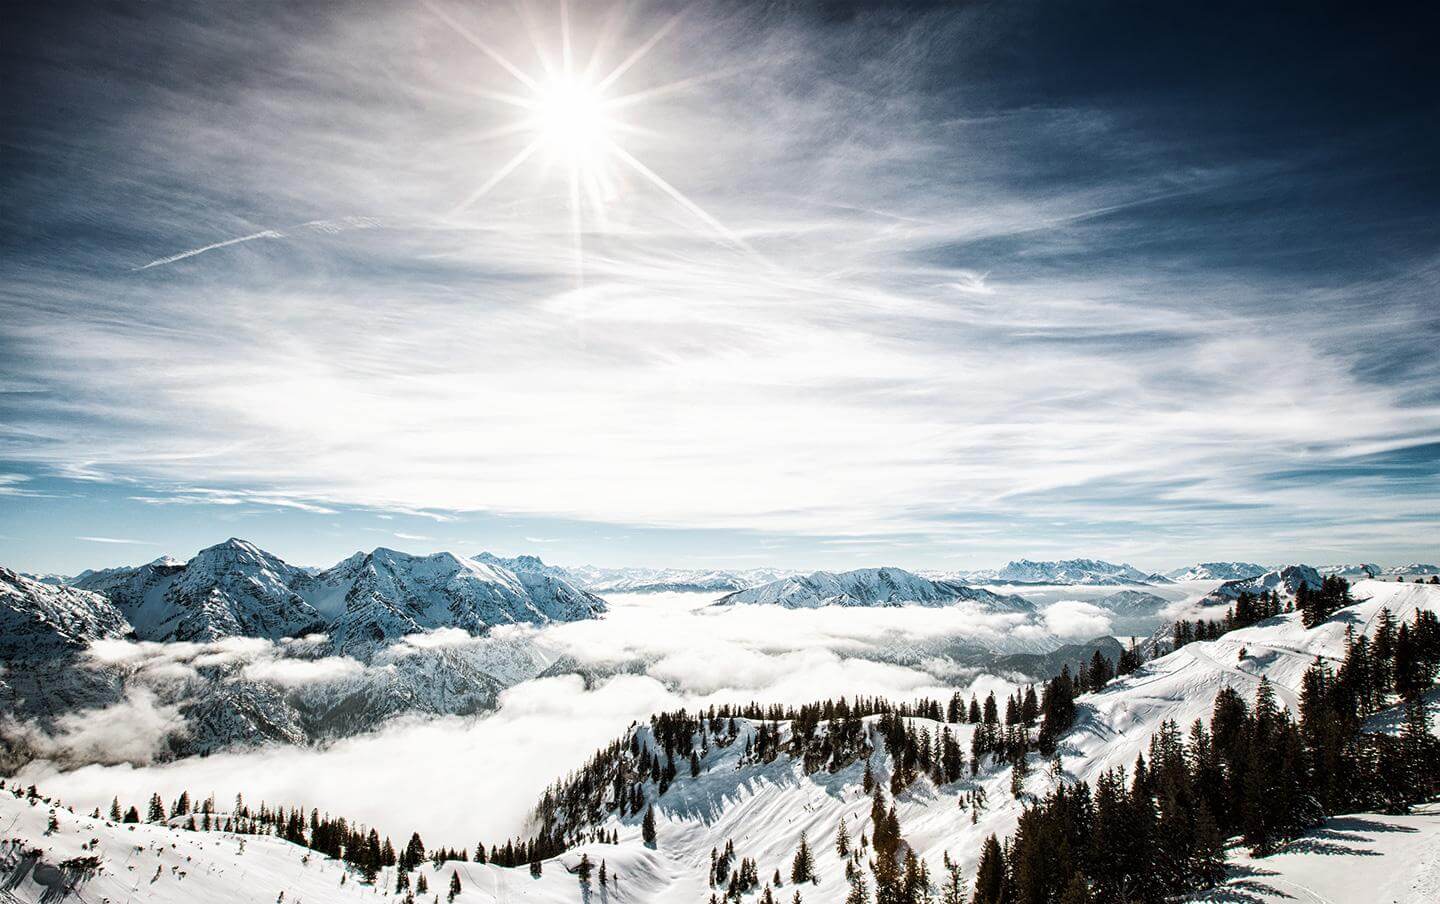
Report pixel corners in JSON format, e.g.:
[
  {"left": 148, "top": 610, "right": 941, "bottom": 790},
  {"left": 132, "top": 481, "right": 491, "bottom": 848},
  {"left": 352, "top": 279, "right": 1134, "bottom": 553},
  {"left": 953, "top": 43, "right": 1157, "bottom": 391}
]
[{"left": 2, "top": 1, "right": 1438, "bottom": 576}]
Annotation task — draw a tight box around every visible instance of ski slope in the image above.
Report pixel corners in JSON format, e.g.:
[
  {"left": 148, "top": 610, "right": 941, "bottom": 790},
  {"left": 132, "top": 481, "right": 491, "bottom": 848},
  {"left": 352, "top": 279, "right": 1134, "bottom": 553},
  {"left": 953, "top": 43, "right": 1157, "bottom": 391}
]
[{"left": 1192, "top": 804, "right": 1440, "bottom": 904}]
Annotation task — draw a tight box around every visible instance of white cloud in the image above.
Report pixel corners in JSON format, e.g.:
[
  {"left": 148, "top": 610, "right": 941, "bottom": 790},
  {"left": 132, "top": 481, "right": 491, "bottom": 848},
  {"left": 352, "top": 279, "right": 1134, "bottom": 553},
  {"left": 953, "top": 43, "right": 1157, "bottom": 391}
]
[
  {"left": 1039, "top": 600, "right": 1115, "bottom": 640},
  {"left": 16, "top": 593, "right": 1046, "bottom": 846},
  {"left": 240, "top": 656, "right": 363, "bottom": 686},
  {"left": 0, "top": 1, "right": 1431, "bottom": 567},
  {"left": 3, "top": 689, "right": 185, "bottom": 767}
]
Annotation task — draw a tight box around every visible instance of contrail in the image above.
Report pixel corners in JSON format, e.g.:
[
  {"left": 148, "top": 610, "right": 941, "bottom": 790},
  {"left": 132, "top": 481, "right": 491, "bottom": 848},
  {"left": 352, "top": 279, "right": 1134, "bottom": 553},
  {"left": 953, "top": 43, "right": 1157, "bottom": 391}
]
[
  {"left": 131, "top": 217, "right": 384, "bottom": 271},
  {"left": 133, "top": 229, "right": 285, "bottom": 271}
]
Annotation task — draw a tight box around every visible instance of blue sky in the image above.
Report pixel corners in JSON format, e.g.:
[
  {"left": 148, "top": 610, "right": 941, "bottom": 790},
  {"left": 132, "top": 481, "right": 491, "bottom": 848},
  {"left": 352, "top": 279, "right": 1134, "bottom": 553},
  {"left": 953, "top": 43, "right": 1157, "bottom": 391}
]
[{"left": 2, "top": 1, "right": 1438, "bottom": 575}]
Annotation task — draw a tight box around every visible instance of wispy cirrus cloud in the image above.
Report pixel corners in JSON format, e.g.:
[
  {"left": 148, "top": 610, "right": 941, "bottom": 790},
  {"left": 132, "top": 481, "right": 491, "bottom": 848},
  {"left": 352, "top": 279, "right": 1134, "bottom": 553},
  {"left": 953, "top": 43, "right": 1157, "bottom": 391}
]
[
  {"left": 1, "top": 1, "right": 1437, "bottom": 569},
  {"left": 75, "top": 535, "right": 158, "bottom": 545}
]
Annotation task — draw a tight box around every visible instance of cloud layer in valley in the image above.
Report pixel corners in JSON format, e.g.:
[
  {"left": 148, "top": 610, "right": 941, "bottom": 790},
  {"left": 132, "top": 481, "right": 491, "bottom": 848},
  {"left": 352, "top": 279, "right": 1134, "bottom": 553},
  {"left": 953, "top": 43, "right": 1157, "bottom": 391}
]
[{"left": 14, "top": 592, "right": 1062, "bottom": 844}]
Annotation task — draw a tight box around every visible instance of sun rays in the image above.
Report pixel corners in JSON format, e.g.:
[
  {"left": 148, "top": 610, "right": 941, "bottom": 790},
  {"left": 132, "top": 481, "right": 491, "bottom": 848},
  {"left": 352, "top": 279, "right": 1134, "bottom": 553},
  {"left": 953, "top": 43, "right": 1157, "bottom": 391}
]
[{"left": 424, "top": 0, "right": 754, "bottom": 287}]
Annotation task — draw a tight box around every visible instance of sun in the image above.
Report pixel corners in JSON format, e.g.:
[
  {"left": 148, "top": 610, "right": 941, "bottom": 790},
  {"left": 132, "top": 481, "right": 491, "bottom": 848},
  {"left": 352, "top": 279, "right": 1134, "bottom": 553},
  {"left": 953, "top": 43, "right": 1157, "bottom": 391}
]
[
  {"left": 534, "top": 75, "right": 613, "bottom": 162},
  {"left": 423, "top": 0, "right": 756, "bottom": 287}
]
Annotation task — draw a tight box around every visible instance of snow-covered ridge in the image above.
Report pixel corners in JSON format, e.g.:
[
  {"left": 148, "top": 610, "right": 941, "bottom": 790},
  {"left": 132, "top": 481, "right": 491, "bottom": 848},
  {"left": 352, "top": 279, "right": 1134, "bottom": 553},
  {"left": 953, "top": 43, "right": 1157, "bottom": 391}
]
[
  {"left": 939, "top": 558, "right": 1171, "bottom": 585},
  {"left": 478, "top": 554, "right": 794, "bottom": 595},
  {"left": 0, "top": 568, "right": 132, "bottom": 658},
  {"left": 311, "top": 548, "right": 606, "bottom": 657},
  {"left": 713, "top": 566, "right": 1034, "bottom": 611},
  {"left": 1199, "top": 563, "right": 1322, "bottom": 607},
  {"left": 1385, "top": 563, "right": 1440, "bottom": 577},
  {"left": 62, "top": 539, "right": 605, "bottom": 654},
  {"left": 1319, "top": 562, "right": 1382, "bottom": 579},
  {"left": 1164, "top": 561, "right": 1268, "bottom": 581}
]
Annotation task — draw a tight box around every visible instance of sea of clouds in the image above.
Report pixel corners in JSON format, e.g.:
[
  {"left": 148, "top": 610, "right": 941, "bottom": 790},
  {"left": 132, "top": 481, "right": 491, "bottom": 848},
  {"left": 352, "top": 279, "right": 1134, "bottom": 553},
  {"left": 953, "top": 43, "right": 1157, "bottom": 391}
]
[{"left": 13, "top": 591, "right": 1134, "bottom": 846}]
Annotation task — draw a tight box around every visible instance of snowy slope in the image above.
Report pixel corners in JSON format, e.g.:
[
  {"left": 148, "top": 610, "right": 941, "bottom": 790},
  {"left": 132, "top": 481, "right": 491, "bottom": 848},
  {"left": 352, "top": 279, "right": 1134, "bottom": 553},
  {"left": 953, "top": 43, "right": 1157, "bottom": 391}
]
[
  {"left": 1193, "top": 804, "right": 1440, "bottom": 903},
  {"left": 0, "top": 783, "right": 687, "bottom": 904},
  {"left": 1165, "top": 562, "right": 1268, "bottom": 581},
  {"left": 0, "top": 568, "right": 132, "bottom": 658},
  {"left": 714, "top": 567, "right": 1034, "bottom": 611},
  {"left": 0, "top": 787, "right": 394, "bottom": 904}
]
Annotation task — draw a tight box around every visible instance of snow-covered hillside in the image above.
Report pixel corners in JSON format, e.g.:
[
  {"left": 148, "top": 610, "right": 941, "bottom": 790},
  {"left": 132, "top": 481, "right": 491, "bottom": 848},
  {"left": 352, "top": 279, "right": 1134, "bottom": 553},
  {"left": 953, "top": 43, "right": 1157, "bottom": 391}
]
[
  {"left": 511, "top": 580, "right": 1440, "bottom": 896},
  {"left": 714, "top": 567, "right": 1033, "bottom": 611},
  {"left": 1193, "top": 804, "right": 1440, "bottom": 903}
]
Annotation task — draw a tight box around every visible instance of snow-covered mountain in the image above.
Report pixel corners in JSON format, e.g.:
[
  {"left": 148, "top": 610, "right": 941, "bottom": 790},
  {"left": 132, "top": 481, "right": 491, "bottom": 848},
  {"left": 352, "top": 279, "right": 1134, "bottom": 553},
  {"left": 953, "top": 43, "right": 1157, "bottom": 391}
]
[
  {"left": 582, "top": 566, "right": 794, "bottom": 595},
  {"left": 306, "top": 548, "right": 605, "bottom": 657},
  {"left": 479, "top": 555, "right": 794, "bottom": 595},
  {"left": 1091, "top": 588, "right": 1171, "bottom": 615},
  {"left": 63, "top": 540, "right": 606, "bottom": 655},
  {"left": 954, "top": 558, "right": 1171, "bottom": 585},
  {"left": 1319, "top": 562, "right": 1382, "bottom": 579},
  {"left": 1201, "top": 563, "right": 1323, "bottom": 606},
  {"left": 16, "top": 572, "right": 69, "bottom": 586},
  {"left": 1164, "top": 561, "right": 1268, "bottom": 581},
  {"left": 1384, "top": 563, "right": 1440, "bottom": 577},
  {"left": 714, "top": 567, "right": 1034, "bottom": 611},
  {"left": 0, "top": 568, "right": 132, "bottom": 658},
  {"left": 71, "top": 540, "right": 324, "bottom": 643}
]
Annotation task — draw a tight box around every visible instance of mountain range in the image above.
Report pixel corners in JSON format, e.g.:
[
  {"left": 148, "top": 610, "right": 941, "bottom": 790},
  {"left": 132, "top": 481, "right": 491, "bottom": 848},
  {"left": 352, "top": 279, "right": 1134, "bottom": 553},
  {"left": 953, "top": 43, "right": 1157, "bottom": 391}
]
[
  {"left": 926, "top": 558, "right": 1173, "bottom": 586},
  {"left": 714, "top": 567, "right": 1035, "bottom": 611},
  {"left": 60, "top": 539, "right": 606, "bottom": 656},
  {"left": 1163, "top": 561, "right": 1268, "bottom": 581}
]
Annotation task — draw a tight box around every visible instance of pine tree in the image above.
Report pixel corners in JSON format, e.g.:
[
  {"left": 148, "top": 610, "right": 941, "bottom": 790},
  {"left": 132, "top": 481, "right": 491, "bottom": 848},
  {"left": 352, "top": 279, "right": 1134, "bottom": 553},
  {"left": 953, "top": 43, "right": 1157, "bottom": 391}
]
[
  {"left": 939, "top": 851, "right": 966, "bottom": 904},
  {"left": 836, "top": 818, "right": 851, "bottom": 857},
  {"left": 971, "top": 835, "right": 1005, "bottom": 904},
  {"left": 790, "top": 831, "right": 814, "bottom": 884},
  {"left": 109, "top": 796, "right": 122, "bottom": 821},
  {"left": 845, "top": 870, "right": 870, "bottom": 904},
  {"left": 641, "top": 804, "right": 657, "bottom": 846},
  {"left": 447, "top": 871, "right": 461, "bottom": 902}
]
